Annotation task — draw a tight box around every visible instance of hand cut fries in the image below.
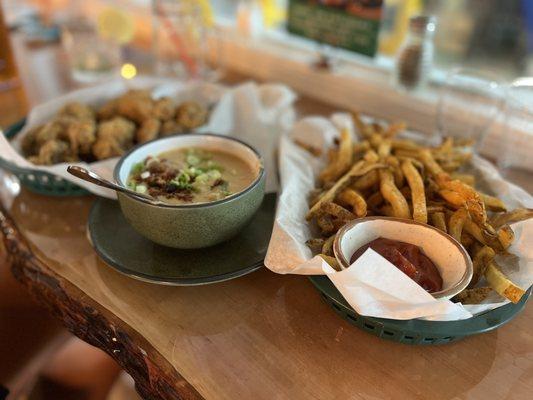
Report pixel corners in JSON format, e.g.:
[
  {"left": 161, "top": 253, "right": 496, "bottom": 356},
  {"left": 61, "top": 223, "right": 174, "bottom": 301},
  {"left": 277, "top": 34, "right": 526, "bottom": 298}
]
[
  {"left": 319, "top": 127, "right": 353, "bottom": 184},
  {"left": 401, "top": 159, "right": 427, "bottom": 223},
  {"left": 337, "top": 188, "right": 367, "bottom": 217},
  {"left": 303, "top": 112, "right": 532, "bottom": 305},
  {"left": 485, "top": 261, "right": 525, "bottom": 304}
]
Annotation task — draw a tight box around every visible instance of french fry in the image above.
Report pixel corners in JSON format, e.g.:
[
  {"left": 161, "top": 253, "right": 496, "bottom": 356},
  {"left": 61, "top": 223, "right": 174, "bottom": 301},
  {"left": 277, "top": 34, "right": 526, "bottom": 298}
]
[
  {"left": 463, "top": 219, "right": 491, "bottom": 247},
  {"left": 319, "top": 254, "right": 342, "bottom": 271},
  {"left": 379, "top": 169, "right": 411, "bottom": 219},
  {"left": 460, "top": 233, "right": 475, "bottom": 249},
  {"left": 485, "top": 261, "right": 525, "bottom": 304},
  {"left": 490, "top": 208, "right": 533, "bottom": 229},
  {"left": 426, "top": 203, "right": 447, "bottom": 213},
  {"left": 371, "top": 122, "right": 384, "bottom": 134},
  {"left": 322, "top": 235, "right": 336, "bottom": 256},
  {"left": 470, "top": 245, "right": 495, "bottom": 287},
  {"left": 480, "top": 193, "right": 507, "bottom": 212},
  {"left": 401, "top": 159, "right": 427, "bottom": 223},
  {"left": 448, "top": 208, "right": 470, "bottom": 242},
  {"left": 419, "top": 149, "right": 444, "bottom": 176},
  {"left": 368, "top": 133, "right": 383, "bottom": 150},
  {"left": 319, "top": 127, "right": 353, "bottom": 183},
  {"left": 395, "top": 149, "right": 421, "bottom": 159},
  {"left": 383, "top": 121, "right": 406, "bottom": 138},
  {"left": 321, "top": 201, "right": 355, "bottom": 222},
  {"left": 367, "top": 191, "right": 384, "bottom": 210},
  {"left": 386, "top": 156, "right": 405, "bottom": 188},
  {"left": 317, "top": 214, "right": 335, "bottom": 235},
  {"left": 392, "top": 139, "right": 420, "bottom": 151},
  {"left": 338, "top": 188, "right": 367, "bottom": 217},
  {"left": 377, "top": 139, "right": 392, "bottom": 158},
  {"left": 352, "top": 113, "right": 372, "bottom": 138},
  {"left": 363, "top": 149, "right": 379, "bottom": 163},
  {"left": 307, "top": 161, "right": 365, "bottom": 219},
  {"left": 441, "top": 161, "right": 462, "bottom": 173},
  {"left": 451, "top": 173, "right": 475, "bottom": 186},
  {"left": 353, "top": 171, "right": 378, "bottom": 192},
  {"left": 437, "top": 177, "right": 487, "bottom": 227},
  {"left": 305, "top": 238, "right": 325, "bottom": 252},
  {"left": 497, "top": 225, "right": 514, "bottom": 251},
  {"left": 434, "top": 137, "right": 454, "bottom": 154},
  {"left": 353, "top": 141, "right": 371, "bottom": 155},
  {"left": 464, "top": 219, "right": 514, "bottom": 253},
  {"left": 453, "top": 287, "right": 492, "bottom": 304},
  {"left": 430, "top": 212, "right": 447, "bottom": 233}
]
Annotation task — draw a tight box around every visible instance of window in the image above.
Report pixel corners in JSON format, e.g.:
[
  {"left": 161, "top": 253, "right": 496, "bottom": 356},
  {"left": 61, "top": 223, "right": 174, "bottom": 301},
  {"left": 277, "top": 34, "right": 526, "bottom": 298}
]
[{"left": 212, "top": 0, "right": 531, "bottom": 80}]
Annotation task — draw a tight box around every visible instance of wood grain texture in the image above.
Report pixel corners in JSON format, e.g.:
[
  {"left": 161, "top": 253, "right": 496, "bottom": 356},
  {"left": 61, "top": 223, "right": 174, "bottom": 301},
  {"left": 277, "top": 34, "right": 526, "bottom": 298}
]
[{"left": 0, "top": 205, "right": 204, "bottom": 400}]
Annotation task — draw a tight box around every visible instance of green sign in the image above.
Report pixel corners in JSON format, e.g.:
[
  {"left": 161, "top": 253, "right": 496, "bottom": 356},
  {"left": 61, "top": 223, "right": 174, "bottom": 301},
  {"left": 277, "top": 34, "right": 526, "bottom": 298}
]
[{"left": 287, "top": 0, "right": 383, "bottom": 57}]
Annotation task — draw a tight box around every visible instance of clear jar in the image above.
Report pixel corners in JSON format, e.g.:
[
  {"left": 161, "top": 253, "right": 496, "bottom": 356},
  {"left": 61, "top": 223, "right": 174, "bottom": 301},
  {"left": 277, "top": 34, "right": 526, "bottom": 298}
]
[
  {"left": 394, "top": 15, "right": 436, "bottom": 91},
  {"left": 152, "top": 0, "right": 207, "bottom": 80}
]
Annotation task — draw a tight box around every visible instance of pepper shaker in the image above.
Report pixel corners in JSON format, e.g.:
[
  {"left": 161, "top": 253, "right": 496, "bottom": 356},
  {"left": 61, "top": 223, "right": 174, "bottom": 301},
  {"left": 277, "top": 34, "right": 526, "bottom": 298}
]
[{"left": 394, "top": 15, "right": 436, "bottom": 91}]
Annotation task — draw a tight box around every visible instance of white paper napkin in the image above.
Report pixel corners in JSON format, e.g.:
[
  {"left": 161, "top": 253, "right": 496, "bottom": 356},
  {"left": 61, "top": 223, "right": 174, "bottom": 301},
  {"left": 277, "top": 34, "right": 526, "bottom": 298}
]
[{"left": 321, "top": 249, "right": 472, "bottom": 320}]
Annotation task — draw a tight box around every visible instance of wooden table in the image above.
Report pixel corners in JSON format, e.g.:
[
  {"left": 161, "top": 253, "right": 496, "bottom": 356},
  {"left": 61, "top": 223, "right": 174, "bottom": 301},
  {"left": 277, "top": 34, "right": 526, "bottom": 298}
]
[{"left": 1, "top": 35, "right": 533, "bottom": 400}]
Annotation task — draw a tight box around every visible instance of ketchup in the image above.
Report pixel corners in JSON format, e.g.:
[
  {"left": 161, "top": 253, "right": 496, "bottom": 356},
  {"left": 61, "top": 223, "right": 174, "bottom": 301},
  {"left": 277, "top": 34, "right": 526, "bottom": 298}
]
[{"left": 350, "top": 237, "right": 443, "bottom": 293}]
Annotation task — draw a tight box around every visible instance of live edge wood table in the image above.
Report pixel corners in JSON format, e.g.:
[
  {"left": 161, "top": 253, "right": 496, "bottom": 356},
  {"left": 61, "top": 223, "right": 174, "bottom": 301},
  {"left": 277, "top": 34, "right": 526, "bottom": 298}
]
[{"left": 1, "top": 51, "right": 533, "bottom": 400}]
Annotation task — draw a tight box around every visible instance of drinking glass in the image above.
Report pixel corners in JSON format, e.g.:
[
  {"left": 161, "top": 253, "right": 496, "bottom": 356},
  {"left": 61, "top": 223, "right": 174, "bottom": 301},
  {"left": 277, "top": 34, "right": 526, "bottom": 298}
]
[
  {"left": 152, "top": 0, "right": 213, "bottom": 80},
  {"left": 62, "top": 16, "right": 121, "bottom": 83},
  {"left": 435, "top": 68, "right": 503, "bottom": 150},
  {"left": 497, "top": 79, "right": 533, "bottom": 177}
]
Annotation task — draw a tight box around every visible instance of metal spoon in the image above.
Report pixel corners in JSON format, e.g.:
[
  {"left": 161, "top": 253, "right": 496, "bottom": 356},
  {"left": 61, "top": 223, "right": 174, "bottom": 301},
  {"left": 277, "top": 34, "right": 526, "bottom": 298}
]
[{"left": 67, "top": 165, "right": 165, "bottom": 205}]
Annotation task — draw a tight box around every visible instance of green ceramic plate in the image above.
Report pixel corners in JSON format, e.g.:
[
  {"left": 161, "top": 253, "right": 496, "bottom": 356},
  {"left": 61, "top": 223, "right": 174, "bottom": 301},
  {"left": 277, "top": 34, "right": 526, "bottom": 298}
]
[
  {"left": 309, "top": 275, "right": 531, "bottom": 345},
  {"left": 88, "top": 193, "right": 276, "bottom": 285}
]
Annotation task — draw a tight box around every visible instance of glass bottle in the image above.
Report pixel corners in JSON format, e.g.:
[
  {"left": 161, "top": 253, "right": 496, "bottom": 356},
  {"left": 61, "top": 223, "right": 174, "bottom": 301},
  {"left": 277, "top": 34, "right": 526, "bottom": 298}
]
[{"left": 394, "top": 15, "right": 436, "bottom": 91}]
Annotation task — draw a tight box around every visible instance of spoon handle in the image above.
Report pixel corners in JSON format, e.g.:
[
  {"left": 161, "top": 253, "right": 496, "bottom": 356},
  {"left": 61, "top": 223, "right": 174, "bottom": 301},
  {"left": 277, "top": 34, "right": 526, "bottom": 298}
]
[
  {"left": 67, "top": 165, "right": 156, "bottom": 203},
  {"left": 67, "top": 166, "right": 112, "bottom": 188}
]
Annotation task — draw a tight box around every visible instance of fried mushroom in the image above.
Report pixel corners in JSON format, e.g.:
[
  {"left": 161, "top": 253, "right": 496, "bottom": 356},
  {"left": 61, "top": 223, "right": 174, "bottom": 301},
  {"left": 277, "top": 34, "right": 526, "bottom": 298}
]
[
  {"left": 175, "top": 101, "right": 207, "bottom": 130},
  {"left": 29, "top": 139, "right": 74, "bottom": 165},
  {"left": 63, "top": 119, "right": 97, "bottom": 156},
  {"left": 136, "top": 118, "right": 161, "bottom": 143},
  {"left": 152, "top": 97, "right": 175, "bottom": 121},
  {"left": 92, "top": 117, "right": 136, "bottom": 160},
  {"left": 160, "top": 120, "right": 184, "bottom": 136},
  {"left": 58, "top": 102, "right": 95, "bottom": 120}
]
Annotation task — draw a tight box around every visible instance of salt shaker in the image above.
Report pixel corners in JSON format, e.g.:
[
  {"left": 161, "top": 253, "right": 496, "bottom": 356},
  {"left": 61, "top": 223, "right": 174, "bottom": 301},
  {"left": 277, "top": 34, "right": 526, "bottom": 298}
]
[{"left": 394, "top": 15, "right": 436, "bottom": 91}]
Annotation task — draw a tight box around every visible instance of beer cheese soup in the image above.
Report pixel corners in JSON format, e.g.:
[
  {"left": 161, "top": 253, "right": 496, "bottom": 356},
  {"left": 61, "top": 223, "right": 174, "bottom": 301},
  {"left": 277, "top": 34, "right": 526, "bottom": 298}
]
[{"left": 126, "top": 147, "right": 257, "bottom": 204}]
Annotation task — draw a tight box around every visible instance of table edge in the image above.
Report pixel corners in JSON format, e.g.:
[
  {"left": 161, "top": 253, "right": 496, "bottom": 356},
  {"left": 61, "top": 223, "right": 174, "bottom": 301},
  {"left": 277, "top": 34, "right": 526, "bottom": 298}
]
[{"left": 0, "top": 204, "right": 204, "bottom": 400}]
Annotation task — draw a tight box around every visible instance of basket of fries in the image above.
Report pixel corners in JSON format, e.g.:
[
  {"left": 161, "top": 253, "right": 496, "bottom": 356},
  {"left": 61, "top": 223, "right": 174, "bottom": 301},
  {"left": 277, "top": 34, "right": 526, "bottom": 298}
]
[{"left": 265, "top": 113, "right": 533, "bottom": 343}]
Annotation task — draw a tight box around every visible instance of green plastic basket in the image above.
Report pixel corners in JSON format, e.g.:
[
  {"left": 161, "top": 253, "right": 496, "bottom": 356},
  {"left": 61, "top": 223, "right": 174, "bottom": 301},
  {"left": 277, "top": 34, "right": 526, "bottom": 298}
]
[
  {"left": 0, "top": 118, "right": 89, "bottom": 196},
  {"left": 309, "top": 275, "right": 531, "bottom": 345}
]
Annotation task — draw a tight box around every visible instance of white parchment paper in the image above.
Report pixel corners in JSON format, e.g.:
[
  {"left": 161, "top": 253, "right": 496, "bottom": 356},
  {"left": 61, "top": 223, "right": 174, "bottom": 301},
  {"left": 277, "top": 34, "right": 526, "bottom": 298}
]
[
  {"left": 0, "top": 77, "right": 296, "bottom": 197},
  {"left": 265, "top": 114, "right": 533, "bottom": 321}
]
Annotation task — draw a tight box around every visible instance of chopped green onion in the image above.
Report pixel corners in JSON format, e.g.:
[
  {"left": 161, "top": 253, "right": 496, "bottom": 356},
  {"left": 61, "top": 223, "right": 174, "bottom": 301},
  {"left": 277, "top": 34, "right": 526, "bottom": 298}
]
[
  {"left": 135, "top": 184, "right": 148, "bottom": 194},
  {"left": 130, "top": 161, "right": 145, "bottom": 175}
]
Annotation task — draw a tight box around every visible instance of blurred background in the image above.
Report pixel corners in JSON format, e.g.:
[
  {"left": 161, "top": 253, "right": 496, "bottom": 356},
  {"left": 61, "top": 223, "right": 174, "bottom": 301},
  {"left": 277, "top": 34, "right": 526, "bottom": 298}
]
[{"left": 2, "top": 0, "right": 531, "bottom": 82}]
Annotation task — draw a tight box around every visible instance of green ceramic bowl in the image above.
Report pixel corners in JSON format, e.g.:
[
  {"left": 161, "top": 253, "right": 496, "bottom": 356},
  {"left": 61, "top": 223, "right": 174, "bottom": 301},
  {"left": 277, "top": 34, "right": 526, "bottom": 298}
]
[{"left": 113, "top": 134, "right": 266, "bottom": 249}]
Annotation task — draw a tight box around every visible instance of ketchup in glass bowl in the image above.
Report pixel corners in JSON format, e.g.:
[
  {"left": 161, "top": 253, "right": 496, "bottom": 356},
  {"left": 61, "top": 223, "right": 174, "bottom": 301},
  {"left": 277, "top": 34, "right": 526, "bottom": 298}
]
[
  {"left": 349, "top": 237, "right": 443, "bottom": 293},
  {"left": 333, "top": 217, "right": 473, "bottom": 299}
]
